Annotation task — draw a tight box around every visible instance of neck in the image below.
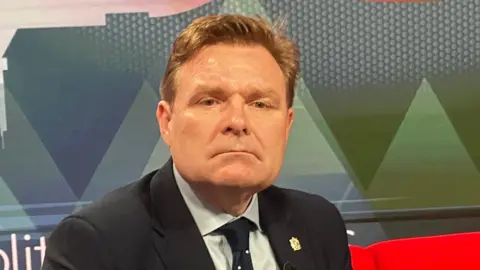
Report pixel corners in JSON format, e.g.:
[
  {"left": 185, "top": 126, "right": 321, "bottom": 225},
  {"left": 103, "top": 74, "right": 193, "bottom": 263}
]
[{"left": 191, "top": 183, "right": 254, "bottom": 216}]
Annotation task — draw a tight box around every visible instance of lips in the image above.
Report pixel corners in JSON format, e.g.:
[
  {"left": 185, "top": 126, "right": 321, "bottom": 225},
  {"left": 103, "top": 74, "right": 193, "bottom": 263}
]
[
  {"left": 223, "top": 150, "right": 254, "bottom": 155},
  {"left": 212, "top": 149, "right": 259, "bottom": 160},
  {"left": 216, "top": 150, "right": 254, "bottom": 155}
]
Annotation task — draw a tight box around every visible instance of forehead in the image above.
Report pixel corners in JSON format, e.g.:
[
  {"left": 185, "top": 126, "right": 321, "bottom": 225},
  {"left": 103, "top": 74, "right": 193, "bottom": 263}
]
[{"left": 177, "top": 44, "right": 286, "bottom": 95}]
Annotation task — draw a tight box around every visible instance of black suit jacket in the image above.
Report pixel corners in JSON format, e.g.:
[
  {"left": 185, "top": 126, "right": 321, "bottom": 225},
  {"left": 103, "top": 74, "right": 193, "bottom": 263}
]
[{"left": 42, "top": 160, "right": 352, "bottom": 270}]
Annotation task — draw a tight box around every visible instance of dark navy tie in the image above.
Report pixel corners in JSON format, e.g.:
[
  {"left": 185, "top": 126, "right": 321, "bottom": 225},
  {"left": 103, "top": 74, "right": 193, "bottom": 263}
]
[{"left": 217, "top": 217, "right": 255, "bottom": 270}]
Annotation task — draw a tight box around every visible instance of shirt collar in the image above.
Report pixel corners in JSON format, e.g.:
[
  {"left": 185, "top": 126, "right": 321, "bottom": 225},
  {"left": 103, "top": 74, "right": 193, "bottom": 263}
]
[{"left": 173, "top": 164, "right": 262, "bottom": 236}]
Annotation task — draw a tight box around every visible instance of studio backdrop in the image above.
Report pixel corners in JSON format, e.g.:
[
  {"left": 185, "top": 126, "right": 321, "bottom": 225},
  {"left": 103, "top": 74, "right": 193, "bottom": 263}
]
[{"left": 1, "top": 0, "right": 479, "bottom": 269}]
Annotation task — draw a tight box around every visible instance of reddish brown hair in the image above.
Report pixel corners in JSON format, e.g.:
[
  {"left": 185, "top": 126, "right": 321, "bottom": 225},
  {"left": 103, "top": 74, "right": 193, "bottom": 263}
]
[{"left": 160, "top": 14, "right": 300, "bottom": 108}]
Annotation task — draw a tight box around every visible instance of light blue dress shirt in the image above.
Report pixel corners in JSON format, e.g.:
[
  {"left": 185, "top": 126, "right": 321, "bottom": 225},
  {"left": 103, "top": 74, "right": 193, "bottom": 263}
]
[{"left": 173, "top": 165, "right": 280, "bottom": 270}]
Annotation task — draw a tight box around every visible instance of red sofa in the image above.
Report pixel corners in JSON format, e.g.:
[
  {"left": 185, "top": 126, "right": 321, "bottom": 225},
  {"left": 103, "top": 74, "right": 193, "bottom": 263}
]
[{"left": 349, "top": 232, "right": 480, "bottom": 270}]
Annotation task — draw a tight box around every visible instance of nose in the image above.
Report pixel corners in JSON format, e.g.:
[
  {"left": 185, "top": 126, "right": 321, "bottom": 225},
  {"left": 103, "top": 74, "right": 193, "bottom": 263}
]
[{"left": 223, "top": 99, "right": 249, "bottom": 136}]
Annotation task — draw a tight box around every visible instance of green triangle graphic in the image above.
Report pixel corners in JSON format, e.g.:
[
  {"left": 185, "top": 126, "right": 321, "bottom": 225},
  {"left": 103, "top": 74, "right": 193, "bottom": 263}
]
[
  {"left": 78, "top": 82, "right": 160, "bottom": 209},
  {"left": 0, "top": 176, "right": 35, "bottom": 230},
  {"left": 295, "top": 80, "right": 356, "bottom": 181},
  {"left": 428, "top": 70, "right": 480, "bottom": 176},
  {"left": 219, "top": 0, "right": 270, "bottom": 18},
  {"left": 282, "top": 95, "right": 346, "bottom": 176},
  {"left": 366, "top": 79, "right": 480, "bottom": 209},
  {"left": 320, "top": 81, "right": 420, "bottom": 192}
]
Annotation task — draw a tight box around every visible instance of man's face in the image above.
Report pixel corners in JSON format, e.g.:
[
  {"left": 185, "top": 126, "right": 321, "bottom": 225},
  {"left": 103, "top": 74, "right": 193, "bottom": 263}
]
[{"left": 157, "top": 44, "right": 294, "bottom": 191}]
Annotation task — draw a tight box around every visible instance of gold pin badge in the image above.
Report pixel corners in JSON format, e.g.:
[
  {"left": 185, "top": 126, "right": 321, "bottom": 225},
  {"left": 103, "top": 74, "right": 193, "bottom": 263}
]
[{"left": 289, "top": 237, "right": 301, "bottom": 251}]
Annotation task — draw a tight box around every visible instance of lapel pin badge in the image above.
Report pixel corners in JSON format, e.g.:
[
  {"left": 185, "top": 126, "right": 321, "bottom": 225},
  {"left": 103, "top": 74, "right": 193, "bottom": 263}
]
[{"left": 289, "top": 237, "right": 301, "bottom": 251}]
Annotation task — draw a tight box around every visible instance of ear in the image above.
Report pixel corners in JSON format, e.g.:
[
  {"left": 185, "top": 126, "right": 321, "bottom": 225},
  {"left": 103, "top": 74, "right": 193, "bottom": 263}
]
[
  {"left": 156, "top": 100, "right": 173, "bottom": 147},
  {"left": 286, "top": 107, "right": 294, "bottom": 140}
]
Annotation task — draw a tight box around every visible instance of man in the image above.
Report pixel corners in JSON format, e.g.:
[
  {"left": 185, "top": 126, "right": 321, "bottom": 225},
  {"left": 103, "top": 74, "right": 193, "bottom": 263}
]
[{"left": 42, "top": 14, "right": 352, "bottom": 270}]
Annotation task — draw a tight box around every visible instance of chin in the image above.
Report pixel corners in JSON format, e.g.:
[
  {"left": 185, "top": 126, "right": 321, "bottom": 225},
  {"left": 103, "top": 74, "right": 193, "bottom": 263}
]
[
  {"left": 206, "top": 154, "right": 276, "bottom": 189},
  {"left": 210, "top": 165, "right": 265, "bottom": 188}
]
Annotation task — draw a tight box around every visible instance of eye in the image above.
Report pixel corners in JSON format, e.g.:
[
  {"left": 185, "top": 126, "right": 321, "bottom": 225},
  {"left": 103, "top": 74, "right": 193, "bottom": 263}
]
[
  {"left": 253, "top": 101, "right": 269, "bottom": 109},
  {"left": 198, "top": 98, "right": 218, "bottom": 106}
]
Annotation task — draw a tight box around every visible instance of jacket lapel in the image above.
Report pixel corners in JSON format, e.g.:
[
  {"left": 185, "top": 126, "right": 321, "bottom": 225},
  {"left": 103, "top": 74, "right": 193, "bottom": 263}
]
[
  {"left": 259, "top": 187, "right": 318, "bottom": 270},
  {"left": 146, "top": 159, "right": 319, "bottom": 270},
  {"left": 149, "top": 159, "right": 216, "bottom": 270}
]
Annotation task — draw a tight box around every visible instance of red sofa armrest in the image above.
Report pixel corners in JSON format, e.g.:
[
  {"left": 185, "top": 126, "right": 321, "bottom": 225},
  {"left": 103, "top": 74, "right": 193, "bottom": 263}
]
[
  {"left": 367, "top": 232, "right": 480, "bottom": 270},
  {"left": 349, "top": 245, "right": 377, "bottom": 270}
]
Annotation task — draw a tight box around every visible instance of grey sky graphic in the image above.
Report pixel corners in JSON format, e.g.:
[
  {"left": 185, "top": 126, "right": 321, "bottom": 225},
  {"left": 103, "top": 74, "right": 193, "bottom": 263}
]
[
  {"left": 0, "top": 0, "right": 211, "bottom": 149},
  {"left": 0, "top": 58, "right": 6, "bottom": 149}
]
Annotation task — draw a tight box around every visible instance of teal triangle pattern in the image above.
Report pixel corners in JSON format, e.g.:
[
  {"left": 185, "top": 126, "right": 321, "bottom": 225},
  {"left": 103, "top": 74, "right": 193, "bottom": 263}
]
[
  {"left": 0, "top": 89, "right": 77, "bottom": 226},
  {"left": 0, "top": 176, "right": 35, "bottom": 231},
  {"left": 78, "top": 82, "right": 160, "bottom": 206},
  {"left": 142, "top": 139, "right": 171, "bottom": 176}
]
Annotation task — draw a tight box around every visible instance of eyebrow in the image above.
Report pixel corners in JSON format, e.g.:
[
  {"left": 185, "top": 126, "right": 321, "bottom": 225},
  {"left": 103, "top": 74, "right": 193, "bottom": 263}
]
[
  {"left": 192, "top": 85, "right": 281, "bottom": 101},
  {"left": 189, "top": 86, "right": 227, "bottom": 103},
  {"left": 249, "top": 87, "right": 281, "bottom": 101},
  {"left": 193, "top": 85, "right": 225, "bottom": 96}
]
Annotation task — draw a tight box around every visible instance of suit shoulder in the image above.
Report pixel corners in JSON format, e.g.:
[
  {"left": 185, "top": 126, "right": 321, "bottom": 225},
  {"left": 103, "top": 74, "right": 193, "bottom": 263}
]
[
  {"left": 62, "top": 170, "right": 158, "bottom": 247},
  {"left": 271, "top": 186, "right": 346, "bottom": 229},
  {"left": 273, "top": 186, "right": 349, "bottom": 245}
]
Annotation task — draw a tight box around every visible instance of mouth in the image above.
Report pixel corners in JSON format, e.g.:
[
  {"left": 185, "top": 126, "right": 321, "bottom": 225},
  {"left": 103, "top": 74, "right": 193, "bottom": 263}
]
[
  {"left": 218, "top": 151, "right": 254, "bottom": 156},
  {"left": 214, "top": 150, "right": 258, "bottom": 159}
]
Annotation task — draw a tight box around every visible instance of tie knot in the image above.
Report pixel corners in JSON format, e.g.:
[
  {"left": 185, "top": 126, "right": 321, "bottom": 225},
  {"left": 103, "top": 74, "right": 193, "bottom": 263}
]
[{"left": 216, "top": 217, "right": 256, "bottom": 251}]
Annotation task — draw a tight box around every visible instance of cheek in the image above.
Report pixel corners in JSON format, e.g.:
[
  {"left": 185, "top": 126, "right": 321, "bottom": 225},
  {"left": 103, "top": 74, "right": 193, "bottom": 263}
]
[
  {"left": 253, "top": 117, "right": 289, "bottom": 150},
  {"left": 173, "top": 113, "right": 215, "bottom": 146},
  {"left": 179, "top": 118, "right": 198, "bottom": 137}
]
